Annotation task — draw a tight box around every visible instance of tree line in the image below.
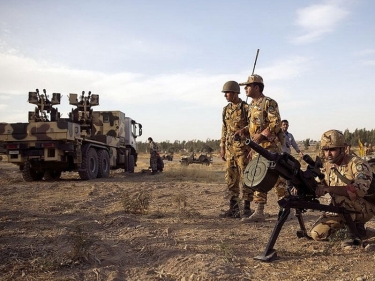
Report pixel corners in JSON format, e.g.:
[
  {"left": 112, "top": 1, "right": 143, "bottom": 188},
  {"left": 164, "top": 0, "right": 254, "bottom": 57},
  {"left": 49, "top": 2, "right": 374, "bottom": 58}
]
[{"left": 137, "top": 128, "right": 375, "bottom": 154}]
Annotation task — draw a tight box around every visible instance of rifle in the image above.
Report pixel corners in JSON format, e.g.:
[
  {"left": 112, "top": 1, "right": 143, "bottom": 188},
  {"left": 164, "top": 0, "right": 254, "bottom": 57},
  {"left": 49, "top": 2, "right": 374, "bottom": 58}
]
[{"left": 245, "top": 139, "right": 361, "bottom": 262}]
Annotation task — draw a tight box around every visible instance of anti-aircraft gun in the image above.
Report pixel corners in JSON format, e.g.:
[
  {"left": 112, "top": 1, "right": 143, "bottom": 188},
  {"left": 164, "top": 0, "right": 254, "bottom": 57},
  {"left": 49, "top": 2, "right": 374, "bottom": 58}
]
[
  {"left": 28, "top": 89, "right": 61, "bottom": 122},
  {"left": 0, "top": 89, "right": 142, "bottom": 181},
  {"left": 244, "top": 139, "right": 361, "bottom": 262},
  {"left": 68, "top": 91, "right": 99, "bottom": 136}
]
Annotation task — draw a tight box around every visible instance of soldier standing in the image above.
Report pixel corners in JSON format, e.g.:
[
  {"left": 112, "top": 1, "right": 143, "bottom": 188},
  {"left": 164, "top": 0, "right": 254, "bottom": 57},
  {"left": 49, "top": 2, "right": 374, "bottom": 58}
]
[
  {"left": 219, "top": 81, "right": 252, "bottom": 218},
  {"left": 236, "top": 74, "right": 286, "bottom": 222},
  {"left": 281, "top": 119, "right": 303, "bottom": 190},
  {"left": 311, "top": 130, "right": 375, "bottom": 246},
  {"left": 148, "top": 137, "right": 159, "bottom": 175}
]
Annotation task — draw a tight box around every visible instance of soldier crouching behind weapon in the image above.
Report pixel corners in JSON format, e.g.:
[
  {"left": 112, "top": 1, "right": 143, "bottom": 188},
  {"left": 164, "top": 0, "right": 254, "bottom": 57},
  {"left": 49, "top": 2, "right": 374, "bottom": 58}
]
[
  {"left": 244, "top": 131, "right": 375, "bottom": 261},
  {"left": 310, "top": 130, "right": 375, "bottom": 246}
]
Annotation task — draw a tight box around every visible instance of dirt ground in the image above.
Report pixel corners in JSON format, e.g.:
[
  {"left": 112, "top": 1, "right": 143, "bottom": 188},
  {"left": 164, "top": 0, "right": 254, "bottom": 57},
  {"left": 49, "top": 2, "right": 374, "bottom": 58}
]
[{"left": 1, "top": 152, "right": 375, "bottom": 281}]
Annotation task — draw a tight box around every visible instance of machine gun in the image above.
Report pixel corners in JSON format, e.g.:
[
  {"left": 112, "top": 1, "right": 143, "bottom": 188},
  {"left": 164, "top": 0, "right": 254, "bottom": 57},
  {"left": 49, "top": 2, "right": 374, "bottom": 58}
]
[{"left": 245, "top": 139, "right": 361, "bottom": 262}]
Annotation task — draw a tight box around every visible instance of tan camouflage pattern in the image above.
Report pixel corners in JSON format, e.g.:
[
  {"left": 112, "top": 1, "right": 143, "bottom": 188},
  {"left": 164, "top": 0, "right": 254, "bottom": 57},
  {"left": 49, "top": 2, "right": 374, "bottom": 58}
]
[
  {"left": 221, "top": 99, "right": 251, "bottom": 200},
  {"left": 320, "top": 129, "right": 345, "bottom": 149},
  {"left": 1, "top": 110, "right": 138, "bottom": 168},
  {"left": 242, "top": 95, "right": 286, "bottom": 203},
  {"left": 221, "top": 100, "right": 249, "bottom": 148},
  {"left": 224, "top": 149, "right": 251, "bottom": 200},
  {"left": 310, "top": 154, "right": 375, "bottom": 241},
  {"left": 92, "top": 111, "right": 127, "bottom": 143},
  {"left": 239, "top": 74, "right": 264, "bottom": 86},
  {"left": 247, "top": 96, "right": 282, "bottom": 152},
  {"left": 0, "top": 121, "right": 80, "bottom": 142}
]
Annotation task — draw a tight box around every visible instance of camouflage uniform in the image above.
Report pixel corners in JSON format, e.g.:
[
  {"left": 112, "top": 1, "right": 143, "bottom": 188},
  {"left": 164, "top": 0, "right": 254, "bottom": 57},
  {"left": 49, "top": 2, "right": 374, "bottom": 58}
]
[
  {"left": 311, "top": 155, "right": 375, "bottom": 241},
  {"left": 244, "top": 96, "right": 287, "bottom": 203},
  {"left": 221, "top": 99, "right": 251, "bottom": 201},
  {"left": 149, "top": 140, "right": 159, "bottom": 171}
]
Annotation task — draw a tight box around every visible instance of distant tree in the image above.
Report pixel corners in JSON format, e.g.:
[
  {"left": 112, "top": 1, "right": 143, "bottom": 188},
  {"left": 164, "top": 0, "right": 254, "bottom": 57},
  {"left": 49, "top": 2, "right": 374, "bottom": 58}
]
[{"left": 303, "top": 138, "right": 310, "bottom": 150}]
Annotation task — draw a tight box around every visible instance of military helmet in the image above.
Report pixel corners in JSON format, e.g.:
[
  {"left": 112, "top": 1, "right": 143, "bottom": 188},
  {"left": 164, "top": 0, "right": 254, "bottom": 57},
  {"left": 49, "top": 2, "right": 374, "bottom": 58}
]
[
  {"left": 239, "top": 74, "right": 264, "bottom": 86},
  {"left": 320, "top": 130, "right": 346, "bottom": 149},
  {"left": 222, "top": 81, "right": 240, "bottom": 93}
]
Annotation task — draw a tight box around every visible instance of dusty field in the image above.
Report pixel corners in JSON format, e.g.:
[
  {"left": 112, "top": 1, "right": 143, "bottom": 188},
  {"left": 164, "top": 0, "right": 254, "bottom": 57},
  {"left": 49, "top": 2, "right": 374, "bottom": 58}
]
[{"left": 1, "top": 152, "right": 375, "bottom": 281}]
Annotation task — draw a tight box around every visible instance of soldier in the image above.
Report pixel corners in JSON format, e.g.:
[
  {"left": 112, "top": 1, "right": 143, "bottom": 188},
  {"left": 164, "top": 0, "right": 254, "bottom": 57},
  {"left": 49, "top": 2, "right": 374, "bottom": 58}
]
[
  {"left": 365, "top": 143, "right": 373, "bottom": 156},
  {"left": 311, "top": 130, "right": 375, "bottom": 246},
  {"left": 220, "top": 81, "right": 252, "bottom": 218},
  {"left": 281, "top": 119, "right": 303, "bottom": 191},
  {"left": 148, "top": 137, "right": 159, "bottom": 175},
  {"left": 235, "top": 74, "right": 286, "bottom": 222}
]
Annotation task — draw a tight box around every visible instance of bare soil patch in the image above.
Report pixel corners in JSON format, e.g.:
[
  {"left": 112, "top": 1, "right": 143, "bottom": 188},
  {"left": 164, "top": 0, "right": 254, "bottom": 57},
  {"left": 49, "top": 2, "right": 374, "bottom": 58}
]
[{"left": 1, "top": 153, "right": 375, "bottom": 281}]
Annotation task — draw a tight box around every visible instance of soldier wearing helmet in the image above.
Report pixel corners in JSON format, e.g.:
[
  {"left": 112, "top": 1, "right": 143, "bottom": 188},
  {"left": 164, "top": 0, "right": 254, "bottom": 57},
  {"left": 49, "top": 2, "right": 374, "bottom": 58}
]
[
  {"left": 219, "top": 81, "right": 252, "bottom": 218},
  {"left": 311, "top": 130, "right": 375, "bottom": 246},
  {"left": 235, "top": 74, "right": 287, "bottom": 223}
]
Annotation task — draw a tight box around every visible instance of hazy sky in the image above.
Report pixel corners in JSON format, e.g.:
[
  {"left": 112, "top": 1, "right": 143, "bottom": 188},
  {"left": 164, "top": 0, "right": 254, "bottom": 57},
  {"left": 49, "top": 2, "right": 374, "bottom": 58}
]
[{"left": 1, "top": 0, "right": 374, "bottom": 143}]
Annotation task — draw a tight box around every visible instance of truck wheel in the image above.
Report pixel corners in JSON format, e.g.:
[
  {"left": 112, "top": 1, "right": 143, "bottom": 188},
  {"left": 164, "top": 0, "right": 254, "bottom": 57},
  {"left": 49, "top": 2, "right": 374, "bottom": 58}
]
[
  {"left": 97, "top": 150, "right": 110, "bottom": 178},
  {"left": 127, "top": 155, "right": 135, "bottom": 173},
  {"left": 44, "top": 170, "right": 62, "bottom": 181},
  {"left": 79, "top": 148, "right": 99, "bottom": 180},
  {"left": 22, "top": 160, "right": 44, "bottom": 182}
]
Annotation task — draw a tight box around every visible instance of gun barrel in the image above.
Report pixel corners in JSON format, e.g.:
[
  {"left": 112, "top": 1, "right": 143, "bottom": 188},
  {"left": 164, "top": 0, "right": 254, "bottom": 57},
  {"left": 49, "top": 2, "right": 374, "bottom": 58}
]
[{"left": 245, "top": 139, "right": 278, "bottom": 162}]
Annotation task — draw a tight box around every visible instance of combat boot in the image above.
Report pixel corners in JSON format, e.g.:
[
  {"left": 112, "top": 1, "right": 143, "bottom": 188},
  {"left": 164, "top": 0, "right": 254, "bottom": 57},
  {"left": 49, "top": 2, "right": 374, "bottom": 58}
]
[
  {"left": 242, "top": 200, "right": 253, "bottom": 217},
  {"left": 356, "top": 223, "right": 366, "bottom": 238},
  {"left": 219, "top": 198, "right": 240, "bottom": 219},
  {"left": 241, "top": 203, "right": 265, "bottom": 222}
]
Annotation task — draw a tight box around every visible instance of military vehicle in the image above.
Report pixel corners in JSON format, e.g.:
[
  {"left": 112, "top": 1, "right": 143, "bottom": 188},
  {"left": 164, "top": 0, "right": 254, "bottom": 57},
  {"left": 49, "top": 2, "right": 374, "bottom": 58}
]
[
  {"left": 180, "top": 152, "right": 212, "bottom": 166},
  {"left": 0, "top": 89, "right": 142, "bottom": 181},
  {"left": 161, "top": 153, "right": 173, "bottom": 161}
]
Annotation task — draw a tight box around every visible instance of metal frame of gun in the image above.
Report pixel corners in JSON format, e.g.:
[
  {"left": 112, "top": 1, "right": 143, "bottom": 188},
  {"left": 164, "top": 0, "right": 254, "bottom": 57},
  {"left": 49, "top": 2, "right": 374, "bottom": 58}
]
[{"left": 245, "top": 139, "right": 361, "bottom": 262}]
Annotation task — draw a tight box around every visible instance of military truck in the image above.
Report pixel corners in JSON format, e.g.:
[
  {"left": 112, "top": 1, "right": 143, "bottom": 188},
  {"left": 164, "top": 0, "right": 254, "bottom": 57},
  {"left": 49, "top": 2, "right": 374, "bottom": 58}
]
[{"left": 0, "top": 89, "right": 142, "bottom": 181}]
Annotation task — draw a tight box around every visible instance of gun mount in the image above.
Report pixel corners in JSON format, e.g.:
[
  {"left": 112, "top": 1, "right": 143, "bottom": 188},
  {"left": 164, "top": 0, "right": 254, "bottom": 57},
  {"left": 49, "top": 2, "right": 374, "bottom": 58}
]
[
  {"left": 69, "top": 91, "right": 99, "bottom": 136},
  {"left": 28, "top": 89, "right": 61, "bottom": 122},
  {"left": 245, "top": 139, "right": 361, "bottom": 262}
]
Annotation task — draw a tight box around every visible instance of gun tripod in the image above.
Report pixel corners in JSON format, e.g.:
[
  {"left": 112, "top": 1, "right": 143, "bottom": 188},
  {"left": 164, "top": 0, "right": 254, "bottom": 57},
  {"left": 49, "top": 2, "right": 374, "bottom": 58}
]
[{"left": 254, "top": 196, "right": 361, "bottom": 262}]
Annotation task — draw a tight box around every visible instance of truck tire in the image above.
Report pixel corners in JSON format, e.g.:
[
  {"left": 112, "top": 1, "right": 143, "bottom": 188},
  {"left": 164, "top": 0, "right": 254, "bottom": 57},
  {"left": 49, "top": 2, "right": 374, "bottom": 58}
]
[
  {"left": 97, "top": 150, "right": 110, "bottom": 178},
  {"left": 44, "top": 170, "right": 62, "bottom": 181},
  {"left": 79, "top": 148, "right": 99, "bottom": 180},
  {"left": 127, "top": 155, "right": 135, "bottom": 173},
  {"left": 22, "top": 160, "right": 44, "bottom": 182}
]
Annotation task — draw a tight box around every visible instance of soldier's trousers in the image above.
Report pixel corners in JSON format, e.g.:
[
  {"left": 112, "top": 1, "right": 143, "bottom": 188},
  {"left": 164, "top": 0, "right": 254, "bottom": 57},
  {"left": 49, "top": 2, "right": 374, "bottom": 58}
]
[
  {"left": 224, "top": 150, "right": 250, "bottom": 200},
  {"left": 310, "top": 195, "right": 375, "bottom": 241},
  {"left": 150, "top": 152, "right": 158, "bottom": 171}
]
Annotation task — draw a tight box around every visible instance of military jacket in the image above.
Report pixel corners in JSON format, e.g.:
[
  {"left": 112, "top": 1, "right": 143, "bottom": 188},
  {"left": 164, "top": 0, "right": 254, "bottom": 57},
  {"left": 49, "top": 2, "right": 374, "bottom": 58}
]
[
  {"left": 325, "top": 154, "right": 373, "bottom": 198},
  {"left": 248, "top": 96, "right": 282, "bottom": 152},
  {"left": 149, "top": 141, "right": 159, "bottom": 154},
  {"left": 221, "top": 99, "right": 249, "bottom": 150}
]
